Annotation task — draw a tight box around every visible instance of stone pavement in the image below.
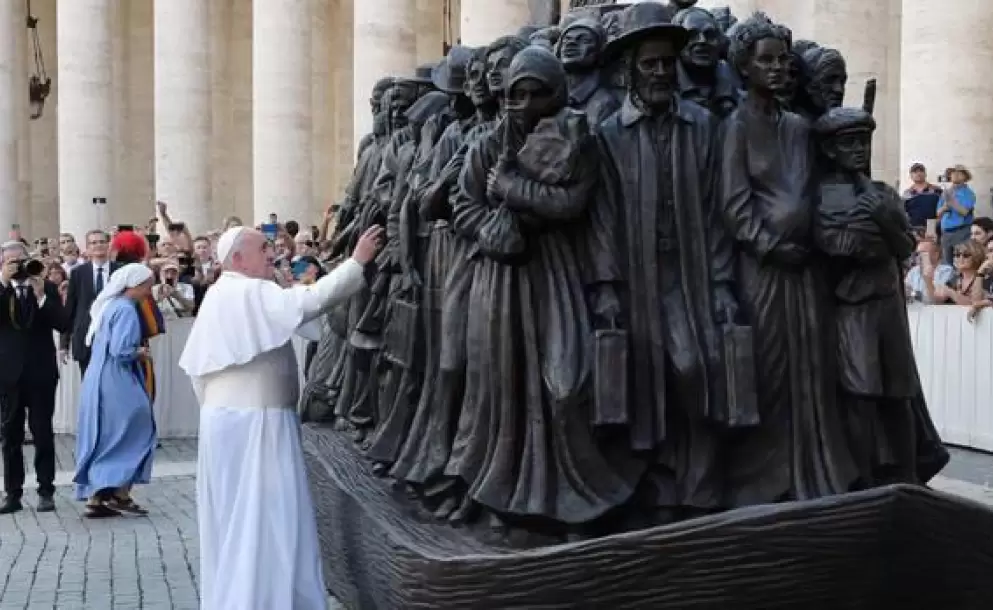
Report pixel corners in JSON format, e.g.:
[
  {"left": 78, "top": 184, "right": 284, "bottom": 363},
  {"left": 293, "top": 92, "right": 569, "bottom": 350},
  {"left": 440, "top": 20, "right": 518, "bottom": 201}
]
[
  {"left": 0, "top": 437, "right": 199, "bottom": 610},
  {"left": 0, "top": 436, "right": 991, "bottom": 609}
]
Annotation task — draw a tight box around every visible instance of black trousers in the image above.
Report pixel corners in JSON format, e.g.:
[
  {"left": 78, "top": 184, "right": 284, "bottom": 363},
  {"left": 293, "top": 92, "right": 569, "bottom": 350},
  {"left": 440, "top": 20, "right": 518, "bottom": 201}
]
[{"left": 0, "top": 379, "right": 57, "bottom": 498}]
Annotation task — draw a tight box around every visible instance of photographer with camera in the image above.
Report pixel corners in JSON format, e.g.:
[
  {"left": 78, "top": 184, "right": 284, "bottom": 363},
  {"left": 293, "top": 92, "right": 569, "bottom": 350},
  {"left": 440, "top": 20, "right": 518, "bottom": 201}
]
[
  {"left": 152, "top": 260, "right": 195, "bottom": 320},
  {"left": 0, "top": 240, "right": 69, "bottom": 515}
]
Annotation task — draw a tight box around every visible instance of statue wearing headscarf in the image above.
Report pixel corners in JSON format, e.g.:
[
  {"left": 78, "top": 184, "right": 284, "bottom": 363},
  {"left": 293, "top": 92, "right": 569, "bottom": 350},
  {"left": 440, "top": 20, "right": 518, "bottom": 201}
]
[{"left": 445, "top": 46, "right": 640, "bottom": 531}]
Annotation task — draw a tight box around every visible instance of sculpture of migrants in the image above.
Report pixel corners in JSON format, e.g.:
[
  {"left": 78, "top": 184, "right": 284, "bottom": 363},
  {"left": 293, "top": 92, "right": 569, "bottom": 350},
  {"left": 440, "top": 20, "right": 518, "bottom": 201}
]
[{"left": 299, "top": 5, "right": 988, "bottom": 609}]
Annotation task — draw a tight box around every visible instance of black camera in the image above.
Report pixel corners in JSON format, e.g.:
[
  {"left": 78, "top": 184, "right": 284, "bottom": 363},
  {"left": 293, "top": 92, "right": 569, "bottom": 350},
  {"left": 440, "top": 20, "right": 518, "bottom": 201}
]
[{"left": 13, "top": 259, "right": 45, "bottom": 281}]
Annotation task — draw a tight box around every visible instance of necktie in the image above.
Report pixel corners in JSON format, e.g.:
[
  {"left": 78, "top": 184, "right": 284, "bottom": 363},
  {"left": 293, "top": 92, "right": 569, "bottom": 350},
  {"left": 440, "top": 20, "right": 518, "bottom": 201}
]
[
  {"left": 96, "top": 266, "right": 104, "bottom": 293},
  {"left": 16, "top": 285, "right": 31, "bottom": 326}
]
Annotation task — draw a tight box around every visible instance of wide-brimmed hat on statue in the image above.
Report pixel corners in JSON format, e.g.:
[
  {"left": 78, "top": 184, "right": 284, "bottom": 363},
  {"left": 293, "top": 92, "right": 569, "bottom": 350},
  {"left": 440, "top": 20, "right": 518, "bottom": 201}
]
[
  {"left": 946, "top": 164, "right": 973, "bottom": 182},
  {"left": 602, "top": 2, "right": 690, "bottom": 60},
  {"left": 401, "top": 63, "right": 437, "bottom": 87},
  {"left": 431, "top": 45, "right": 473, "bottom": 93}
]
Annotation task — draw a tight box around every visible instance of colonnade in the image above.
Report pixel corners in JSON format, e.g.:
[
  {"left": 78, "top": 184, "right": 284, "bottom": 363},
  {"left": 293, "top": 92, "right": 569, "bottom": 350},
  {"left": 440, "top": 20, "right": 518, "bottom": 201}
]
[{"left": 1, "top": 0, "right": 991, "bottom": 240}]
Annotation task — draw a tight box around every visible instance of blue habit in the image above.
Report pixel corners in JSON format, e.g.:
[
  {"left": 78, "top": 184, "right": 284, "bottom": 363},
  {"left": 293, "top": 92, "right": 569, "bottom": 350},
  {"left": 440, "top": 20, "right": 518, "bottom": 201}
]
[{"left": 74, "top": 297, "right": 157, "bottom": 501}]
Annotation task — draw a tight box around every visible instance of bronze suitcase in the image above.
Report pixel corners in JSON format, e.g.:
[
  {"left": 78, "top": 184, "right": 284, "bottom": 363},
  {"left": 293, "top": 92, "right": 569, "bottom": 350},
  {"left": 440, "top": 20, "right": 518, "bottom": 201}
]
[
  {"left": 592, "top": 327, "right": 629, "bottom": 426},
  {"left": 383, "top": 297, "right": 419, "bottom": 369},
  {"left": 715, "top": 323, "right": 760, "bottom": 427}
]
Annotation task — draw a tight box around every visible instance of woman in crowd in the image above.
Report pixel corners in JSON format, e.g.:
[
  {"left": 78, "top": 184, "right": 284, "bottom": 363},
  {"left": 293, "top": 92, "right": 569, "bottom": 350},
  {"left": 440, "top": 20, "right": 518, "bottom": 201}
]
[
  {"left": 73, "top": 264, "right": 158, "bottom": 517},
  {"left": 968, "top": 239, "right": 993, "bottom": 321},
  {"left": 45, "top": 263, "right": 68, "bottom": 303},
  {"left": 934, "top": 239, "right": 986, "bottom": 306}
]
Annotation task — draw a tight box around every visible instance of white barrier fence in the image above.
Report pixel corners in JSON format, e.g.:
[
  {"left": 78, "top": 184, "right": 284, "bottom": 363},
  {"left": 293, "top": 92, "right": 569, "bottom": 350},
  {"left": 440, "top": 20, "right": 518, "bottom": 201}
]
[
  {"left": 53, "top": 318, "right": 313, "bottom": 439},
  {"left": 50, "top": 307, "right": 993, "bottom": 451},
  {"left": 909, "top": 304, "right": 993, "bottom": 452}
]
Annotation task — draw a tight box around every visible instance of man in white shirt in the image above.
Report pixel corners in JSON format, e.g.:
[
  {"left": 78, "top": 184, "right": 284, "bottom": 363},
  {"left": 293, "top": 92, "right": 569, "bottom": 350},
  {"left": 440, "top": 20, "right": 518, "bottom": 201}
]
[
  {"left": 180, "top": 223, "right": 383, "bottom": 610},
  {"left": 62, "top": 230, "right": 120, "bottom": 374},
  {"left": 906, "top": 239, "right": 955, "bottom": 303}
]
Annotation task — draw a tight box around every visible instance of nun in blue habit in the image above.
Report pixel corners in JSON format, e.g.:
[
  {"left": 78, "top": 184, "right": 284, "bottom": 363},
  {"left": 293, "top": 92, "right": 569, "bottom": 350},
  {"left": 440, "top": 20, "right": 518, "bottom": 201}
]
[{"left": 73, "top": 263, "right": 158, "bottom": 518}]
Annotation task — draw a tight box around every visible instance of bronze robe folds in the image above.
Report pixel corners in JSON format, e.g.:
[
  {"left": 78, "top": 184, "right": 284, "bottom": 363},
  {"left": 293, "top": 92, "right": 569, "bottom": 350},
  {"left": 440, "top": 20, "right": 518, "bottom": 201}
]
[
  {"left": 446, "top": 111, "right": 639, "bottom": 524},
  {"left": 722, "top": 105, "right": 859, "bottom": 505},
  {"left": 594, "top": 98, "right": 734, "bottom": 509},
  {"left": 814, "top": 178, "right": 947, "bottom": 485}
]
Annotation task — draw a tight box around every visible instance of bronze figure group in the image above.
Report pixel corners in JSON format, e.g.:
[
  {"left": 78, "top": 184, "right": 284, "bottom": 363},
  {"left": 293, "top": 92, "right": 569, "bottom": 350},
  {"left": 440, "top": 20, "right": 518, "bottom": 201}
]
[{"left": 303, "top": 3, "right": 948, "bottom": 544}]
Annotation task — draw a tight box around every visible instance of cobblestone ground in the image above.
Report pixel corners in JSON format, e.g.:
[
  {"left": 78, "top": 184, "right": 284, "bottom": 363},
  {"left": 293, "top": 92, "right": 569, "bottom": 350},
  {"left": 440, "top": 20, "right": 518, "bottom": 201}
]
[
  {"left": 0, "top": 437, "right": 990, "bottom": 609},
  {"left": 0, "top": 438, "right": 199, "bottom": 610}
]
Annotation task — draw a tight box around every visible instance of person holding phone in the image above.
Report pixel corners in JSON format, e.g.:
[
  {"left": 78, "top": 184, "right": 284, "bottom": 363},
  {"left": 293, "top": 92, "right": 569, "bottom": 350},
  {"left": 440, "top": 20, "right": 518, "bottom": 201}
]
[{"left": 152, "top": 261, "right": 195, "bottom": 320}]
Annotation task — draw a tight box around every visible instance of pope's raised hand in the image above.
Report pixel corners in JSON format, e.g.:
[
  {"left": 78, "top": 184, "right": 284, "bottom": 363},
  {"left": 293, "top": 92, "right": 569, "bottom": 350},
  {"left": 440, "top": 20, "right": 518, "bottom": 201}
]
[{"left": 353, "top": 225, "right": 385, "bottom": 265}]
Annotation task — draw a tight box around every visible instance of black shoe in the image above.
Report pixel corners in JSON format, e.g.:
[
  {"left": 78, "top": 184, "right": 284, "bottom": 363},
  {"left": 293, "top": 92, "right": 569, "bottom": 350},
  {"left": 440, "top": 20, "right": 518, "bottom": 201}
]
[
  {"left": 36, "top": 496, "right": 55, "bottom": 512},
  {"left": 0, "top": 497, "right": 23, "bottom": 515}
]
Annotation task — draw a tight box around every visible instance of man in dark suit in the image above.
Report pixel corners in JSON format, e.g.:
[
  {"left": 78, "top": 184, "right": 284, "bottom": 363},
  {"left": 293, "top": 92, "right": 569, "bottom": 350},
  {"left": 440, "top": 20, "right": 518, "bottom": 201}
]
[
  {"left": 61, "top": 230, "right": 118, "bottom": 374},
  {"left": 0, "top": 241, "right": 70, "bottom": 514}
]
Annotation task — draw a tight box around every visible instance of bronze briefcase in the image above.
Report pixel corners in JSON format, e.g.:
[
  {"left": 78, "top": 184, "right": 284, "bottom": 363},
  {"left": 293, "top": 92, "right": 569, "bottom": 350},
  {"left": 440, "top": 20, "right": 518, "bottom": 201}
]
[
  {"left": 383, "top": 297, "right": 419, "bottom": 369},
  {"left": 592, "top": 327, "right": 629, "bottom": 426},
  {"left": 714, "top": 323, "right": 760, "bottom": 427}
]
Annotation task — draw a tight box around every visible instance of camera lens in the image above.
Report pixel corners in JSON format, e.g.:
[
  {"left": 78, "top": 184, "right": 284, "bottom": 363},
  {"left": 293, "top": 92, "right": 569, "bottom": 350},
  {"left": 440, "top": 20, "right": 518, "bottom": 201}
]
[{"left": 25, "top": 259, "right": 45, "bottom": 276}]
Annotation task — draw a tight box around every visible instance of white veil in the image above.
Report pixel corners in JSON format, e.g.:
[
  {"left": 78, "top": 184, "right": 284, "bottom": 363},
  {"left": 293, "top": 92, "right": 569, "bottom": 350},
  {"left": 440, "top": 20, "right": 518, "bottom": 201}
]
[{"left": 85, "top": 263, "right": 154, "bottom": 347}]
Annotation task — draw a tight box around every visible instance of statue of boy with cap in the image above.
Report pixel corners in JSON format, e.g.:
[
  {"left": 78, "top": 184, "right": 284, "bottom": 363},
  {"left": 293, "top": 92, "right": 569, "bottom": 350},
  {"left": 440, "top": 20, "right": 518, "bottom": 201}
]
[{"left": 811, "top": 106, "right": 948, "bottom": 488}]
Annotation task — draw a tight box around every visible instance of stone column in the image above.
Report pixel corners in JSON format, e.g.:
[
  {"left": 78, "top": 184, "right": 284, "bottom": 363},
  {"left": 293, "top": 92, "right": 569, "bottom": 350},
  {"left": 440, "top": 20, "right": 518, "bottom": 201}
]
[
  {"left": 417, "top": 0, "right": 447, "bottom": 64},
  {"left": 459, "top": 0, "right": 530, "bottom": 46},
  {"left": 0, "top": 0, "right": 18, "bottom": 233},
  {"left": 695, "top": 0, "right": 758, "bottom": 19},
  {"left": 155, "top": 0, "right": 212, "bottom": 233},
  {"left": 57, "top": 0, "right": 114, "bottom": 239},
  {"left": 353, "top": 0, "right": 417, "bottom": 155},
  {"left": 254, "top": 0, "right": 312, "bottom": 225},
  {"left": 902, "top": 0, "right": 993, "bottom": 216},
  {"left": 28, "top": 0, "right": 59, "bottom": 240}
]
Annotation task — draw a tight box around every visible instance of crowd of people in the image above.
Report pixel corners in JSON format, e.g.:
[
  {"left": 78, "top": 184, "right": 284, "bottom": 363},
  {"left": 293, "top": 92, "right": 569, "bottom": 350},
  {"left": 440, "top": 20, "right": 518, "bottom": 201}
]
[
  {"left": 0, "top": 199, "right": 345, "bottom": 517},
  {"left": 902, "top": 164, "right": 993, "bottom": 321}
]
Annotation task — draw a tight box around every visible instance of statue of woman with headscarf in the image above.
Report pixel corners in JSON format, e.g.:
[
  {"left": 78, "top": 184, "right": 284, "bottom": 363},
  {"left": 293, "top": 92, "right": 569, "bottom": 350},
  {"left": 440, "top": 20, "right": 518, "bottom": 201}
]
[{"left": 444, "top": 46, "right": 640, "bottom": 534}]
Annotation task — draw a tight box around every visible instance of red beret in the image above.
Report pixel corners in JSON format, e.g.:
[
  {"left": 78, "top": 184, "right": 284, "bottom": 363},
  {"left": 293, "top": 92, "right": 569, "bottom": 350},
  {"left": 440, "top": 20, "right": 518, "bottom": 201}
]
[{"left": 111, "top": 230, "right": 148, "bottom": 260}]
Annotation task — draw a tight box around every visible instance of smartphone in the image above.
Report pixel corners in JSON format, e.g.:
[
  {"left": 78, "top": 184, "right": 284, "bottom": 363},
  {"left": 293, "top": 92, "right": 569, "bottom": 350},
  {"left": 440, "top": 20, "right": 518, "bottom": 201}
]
[
  {"left": 168, "top": 222, "right": 186, "bottom": 232},
  {"left": 291, "top": 259, "right": 310, "bottom": 279},
  {"left": 146, "top": 233, "right": 160, "bottom": 247},
  {"left": 118, "top": 224, "right": 135, "bottom": 232},
  {"left": 268, "top": 213, "right": 278, "bottom": 224},
  {"left": 260, "top": 223, "right": 279, "bottom": 241},
  {"left": 10, "top": 223, "right": 19, "bottom": 231}
]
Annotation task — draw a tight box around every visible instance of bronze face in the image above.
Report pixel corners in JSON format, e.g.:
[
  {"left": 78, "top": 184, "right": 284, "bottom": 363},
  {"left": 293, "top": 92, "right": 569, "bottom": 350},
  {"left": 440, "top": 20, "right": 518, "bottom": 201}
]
[
  {"left": 486, "top": 46, "right": 517, "bottom": 95},
  {"left": 505, "top": 77, "right": 557, "bottom": 129},
  {"left": 679, "top": 10, "right": 721, "bottom": 69},
  {"left": 811, "top": 62, "right": 847, "bottom": 110},
  {"left": 822, "top": 129, "right": 871, "bottom": 172},
  {"left": 745, "top": 37, "right": 790, "bottom": 95},
  {"left": 632, "top": 38, "right": 679, "bottom": 109},
  {"left": 558, "top": 26, "right": 599, "bottom": 68},
  {"left": 464, "top": 57, "right": 492, "bottom": 108}
]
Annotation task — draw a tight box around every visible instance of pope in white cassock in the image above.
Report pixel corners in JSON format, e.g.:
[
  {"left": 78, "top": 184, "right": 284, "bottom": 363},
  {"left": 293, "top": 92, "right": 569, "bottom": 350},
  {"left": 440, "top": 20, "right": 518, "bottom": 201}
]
[{"left": 179, "top": 224, "right": 383, "bottom": 610}]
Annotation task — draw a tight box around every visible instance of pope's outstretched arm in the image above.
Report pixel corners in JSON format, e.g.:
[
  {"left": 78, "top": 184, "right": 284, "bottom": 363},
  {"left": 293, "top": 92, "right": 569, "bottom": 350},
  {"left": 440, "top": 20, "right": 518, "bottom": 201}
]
[{"left": 290, "top": 258, "right": 366, "bottom": 324}]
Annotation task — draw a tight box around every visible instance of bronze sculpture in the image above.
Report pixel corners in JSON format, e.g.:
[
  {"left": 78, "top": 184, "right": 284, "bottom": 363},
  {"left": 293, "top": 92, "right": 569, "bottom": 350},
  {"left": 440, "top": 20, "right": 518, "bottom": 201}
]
[
  {"left": 811, "top": 107, "right": 947, "bottom": 486},
  {"left": 556, "top": 17, "right": 623, "bottom": 126},
  {"left": 594, "top": 0, "right": 738, "bottom": 522},
  {"left": 299, "top": 7, "right": 966, "bottom": 607},
  {"left": 673, "top": 6, "right": 741, "bottom": 118}
]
